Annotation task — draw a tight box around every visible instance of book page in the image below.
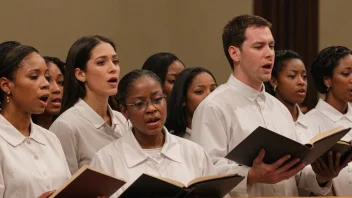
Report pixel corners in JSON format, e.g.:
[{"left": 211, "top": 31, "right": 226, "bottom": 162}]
[
  {"left": 309, "top": 126, "right": 345, "bottom": 145},
  {"left": 187, "top": 174, "right": 237, "bottom": 187},
  {"left": 151, "top": 175, "right": 185, "bottom": 188}
]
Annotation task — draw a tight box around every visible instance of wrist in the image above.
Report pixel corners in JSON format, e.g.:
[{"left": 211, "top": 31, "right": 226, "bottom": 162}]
[
  {"left": 316, "top": 175, "right": 330, "bottom": 185},
  {"left": 247, "top": 168, "right": 257, "bottom": 185}
]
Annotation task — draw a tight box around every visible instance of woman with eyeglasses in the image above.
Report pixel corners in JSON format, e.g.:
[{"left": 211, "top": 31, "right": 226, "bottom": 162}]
[{"left": 90, "top": 69, "right": 216, "bottom": 198}]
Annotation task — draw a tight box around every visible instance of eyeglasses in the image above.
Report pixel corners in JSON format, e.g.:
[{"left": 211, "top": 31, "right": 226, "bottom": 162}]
[{"left": 125, "top": 95, "right": 166, "bottom": 111}]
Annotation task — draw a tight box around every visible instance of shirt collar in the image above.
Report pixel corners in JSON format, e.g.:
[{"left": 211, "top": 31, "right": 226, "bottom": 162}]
[
  {"left": 74, "top": 99, "right": 114, "bottom": 129},
  {"left": 295, "top": 105, "right": 308, "bottom": 128},
  {"left": 316, "top": 99, "right": 352, "bottom": 123},
  {"left": 227, "top": 74, "right": 266, "bottom": 102},
  {"left": 185, "top": 127, "right": 192, "bottom": 136},
  {"left": 0, "top": 115, "right": 46, "bottom": 147},
  {"left": 121, "top": 127, "right": 183, "bottom": 168}
]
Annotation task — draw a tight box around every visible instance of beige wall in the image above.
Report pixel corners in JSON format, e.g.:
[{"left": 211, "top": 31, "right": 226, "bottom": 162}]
[
  {"left": 319, "top": 0, "right": 352, "bottom": 50},
  {"left": 0, "top": 0, "right": 253, "bottom": 84}
]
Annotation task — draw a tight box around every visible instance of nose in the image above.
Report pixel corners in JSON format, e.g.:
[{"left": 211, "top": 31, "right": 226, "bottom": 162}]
[
  {"left": 297, "top": 76, "right": 307, "bottom": 86},
  {"left": 109, "top": 61, "right": 120, "bottom": 75},
  {"left": 51, "top": 81, "right": 61, "bottom": 94},
  {"left": 41, "top": 76, "right": 50, "bottom": 90},
  {"left": 145, "top": 101, "right": 158, "bottom": 113}
]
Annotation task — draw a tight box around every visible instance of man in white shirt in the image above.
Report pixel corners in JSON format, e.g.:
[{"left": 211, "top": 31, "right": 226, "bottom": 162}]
[{"left": 191, "top": 14, "right": 333, "bottom": 196}]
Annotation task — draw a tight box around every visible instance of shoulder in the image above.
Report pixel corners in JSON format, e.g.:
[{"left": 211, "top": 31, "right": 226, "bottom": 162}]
[
  {"left": 111, "top": 110, "right": 128, "bottom": 125},
  {"left": 173, "top": 134, "right": 207, "bottom": 156}
]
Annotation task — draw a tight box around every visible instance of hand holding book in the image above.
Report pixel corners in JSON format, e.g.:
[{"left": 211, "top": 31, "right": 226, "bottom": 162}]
[{"left": 247, "top": 149, "right": 305, "bottom": 185}]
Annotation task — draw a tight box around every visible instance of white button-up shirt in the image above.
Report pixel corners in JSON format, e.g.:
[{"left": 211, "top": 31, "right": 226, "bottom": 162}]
[
  {"left": 305, "top": 99, "right": 352, "bottom": 196},
  {"left": 294, "top": 105, "right": 318, "bottom": 143},
  {"left": 49, "top": 99, "right": 128, "bottom": 174},
  {"left": 0, "top": 115, "right": 71, "bottom": 198},
  {"left": 90, "top": 127, "right": 216, "bottom": 198},
  {"left": 191, "top": 75, "right": 331, "bottom": 196}
]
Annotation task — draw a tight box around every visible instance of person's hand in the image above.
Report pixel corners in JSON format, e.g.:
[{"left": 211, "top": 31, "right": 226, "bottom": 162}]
[
  {"left": 248, "top": 149, "right": 305, "bottom": 184},
  {"left": 37, "top": 190, "right": 55, "bottom": 198},
  {"left": 312, "top": 151, "right": 352, "bottom": 184}
]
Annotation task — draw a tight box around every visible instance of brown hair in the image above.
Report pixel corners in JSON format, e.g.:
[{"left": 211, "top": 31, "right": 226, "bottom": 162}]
[{"left": 222, "top": 15, "right": 272, "bottom": 69}]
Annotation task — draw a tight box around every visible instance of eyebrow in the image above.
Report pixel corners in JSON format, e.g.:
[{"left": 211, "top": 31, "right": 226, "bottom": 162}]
[
  {"left": 131, "top": 91, "right": 162, "bottom": 100},
  {"left": 94, "top": 54, "right": 118, "bottom": 61}
]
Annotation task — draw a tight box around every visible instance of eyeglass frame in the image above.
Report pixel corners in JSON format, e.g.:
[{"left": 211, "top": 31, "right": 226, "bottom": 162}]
[{"left": 124, "top": 95, "right": 167, "bottom": 111}]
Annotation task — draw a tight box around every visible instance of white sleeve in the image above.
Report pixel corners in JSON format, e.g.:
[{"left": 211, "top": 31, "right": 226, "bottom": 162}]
[
  {"left": 0, "top": 161, "right": 4, "bottom": 198},
  {"left": 191, "top": 102, "right": 250, "bottom": 196},
  {"left": 49, "top": 120, "right": 79, "bottom": 174},
  {"left": 296, "top": 165, "right": 332, "bottom": 195}
]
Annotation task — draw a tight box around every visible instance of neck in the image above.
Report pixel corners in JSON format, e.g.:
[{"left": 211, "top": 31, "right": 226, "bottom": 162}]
[
  {"left": 325, "top": 92, "right": 348, "bottom": 114},
  {"left": 133, "top": 129, "right": 165, "bottom": 149},
  {"left": 233, "top": 70, "right": 263, "bottom": 91},
  {"left": 186, "top": 112, "right": 192, "bottom": 130},
  {"left": 276, "top": 95, "right": 299, "bottom": 121},
  {"left": 1, "top": 103, "right": 31, "bottom": 136},
  {"left": 34, "top": 112, "right": 53, "bottom": 129},
  {"left": 83, "top": 92, "right": 111, "bottom": 124}
]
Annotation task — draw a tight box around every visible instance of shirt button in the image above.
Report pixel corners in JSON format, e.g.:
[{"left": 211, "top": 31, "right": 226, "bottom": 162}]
[
  {"left": 34, "top": 156, "right": 38, "bottom": 160},
  {"left": 26, "top": 139, "right": 31, "bottom": 144}
]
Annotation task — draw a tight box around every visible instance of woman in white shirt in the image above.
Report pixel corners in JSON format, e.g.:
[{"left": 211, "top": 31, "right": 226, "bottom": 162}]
[
  {"left": 90, "top": 69, "right": 216, "bottom": 198},
  {"left": 49, "top": 35, "right": 128, "bottom": 174},
  {"left": 265, "top": 50, "right": 348, "bottom": 196},
  {"left": 32, "top": 56, "right": 65, "bottom": 129},
  {"left": 0, "top": 41, "right": 71, "bottom": 198},
  {"left": 305, "top": 46, "right": 352, "bottom": 195},
  {"left": 165, "top": 67, "right": 217, "bottom": 139},
  {"left": 265, "top": 50, "right": 313, "bottom": 142}
]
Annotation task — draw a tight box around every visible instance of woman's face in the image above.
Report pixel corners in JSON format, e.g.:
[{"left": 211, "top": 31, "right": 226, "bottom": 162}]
[
  {"left": 273, "top": 58, "right": 307, "bottom": 105},
  {"left": 1, "top": 52, "right": 50, "bottom": 114},
  {"left": 45, "top": 62, "right": 64, "bottom": 115},
  {"left": 185, "top": 72, "right": 217, "bottom": 117},
  {"left": 326, "top": 54, "right": 352, "bottom": 103},
  {"left": 163, "top": 60, "right": 185, "bottom": 99},
  {"left": 123, "top": 76, "right": 166, "bottom": 137},
  {"left": 76, "top": 42, "right": 120, "bottom": 98}
]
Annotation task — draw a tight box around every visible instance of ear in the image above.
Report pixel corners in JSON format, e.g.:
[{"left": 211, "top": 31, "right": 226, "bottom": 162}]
[
  {"left": 74, "top": 68, "right": 86, "bottom": 83},
  {"left": 269, "top": 77, "right": 278, "bottom": 88},
  {"left": 323, "top": 76, "right": 332, "bottom": 89},
  {"left": 0, "top": 77, "right": 12, "bottom": 94},
  {"left": 120, "top": 104, "right": 129, "bottom": 119},
  {"left": 228, "top": 45, "right": 241, "bottom": 65}
]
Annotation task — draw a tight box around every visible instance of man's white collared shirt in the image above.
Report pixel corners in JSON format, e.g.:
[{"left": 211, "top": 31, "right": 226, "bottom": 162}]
[
  {"left": 90, "top": 127, "right": 216, "bottom": 198},
  {"left": 191, "top": 75, "right": 331, "bottom": 196}
]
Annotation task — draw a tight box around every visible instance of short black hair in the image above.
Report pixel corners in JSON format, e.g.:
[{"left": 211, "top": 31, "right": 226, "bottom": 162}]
[
  {"left": 165, "top": 67, "right": 217, "bottom": 137},
  {"left": 43, "top": 56, "right": 66, "bottom": 76},
  {"left": 141, "top": 52, "right": 184, "bottom": 85},
  {"left": 222, "top": 14, "right": 272, "bottom": 69},
  {"left": 264, "top": 50, "right": 302, "bottom": 96},
  {"left": 311, "top": 46, "right": 352, "bottom": 94}
]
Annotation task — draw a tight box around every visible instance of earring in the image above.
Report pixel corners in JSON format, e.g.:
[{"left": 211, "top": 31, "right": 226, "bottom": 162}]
[
  {"left": 6, "top": 91, "right": 10, "bottom": 103},
  {"left": 327, "top": 86, "right": 330, "bottom": 92},
  {"left": 273, "top": 86, "right": 277, "bottom": 92}
]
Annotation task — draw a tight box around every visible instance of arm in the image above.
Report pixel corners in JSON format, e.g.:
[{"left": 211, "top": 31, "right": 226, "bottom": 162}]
[
  {"left": 191, "top": 102, "right": 250, "bottom": 196},
  {"left": 49, "top": 120, "right": 79, "bottom": 174}
]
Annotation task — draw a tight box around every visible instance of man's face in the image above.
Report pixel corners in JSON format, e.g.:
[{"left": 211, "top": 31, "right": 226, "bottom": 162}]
[{"left": 235, "top": 26, "right": 275, "bottom": 89}]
